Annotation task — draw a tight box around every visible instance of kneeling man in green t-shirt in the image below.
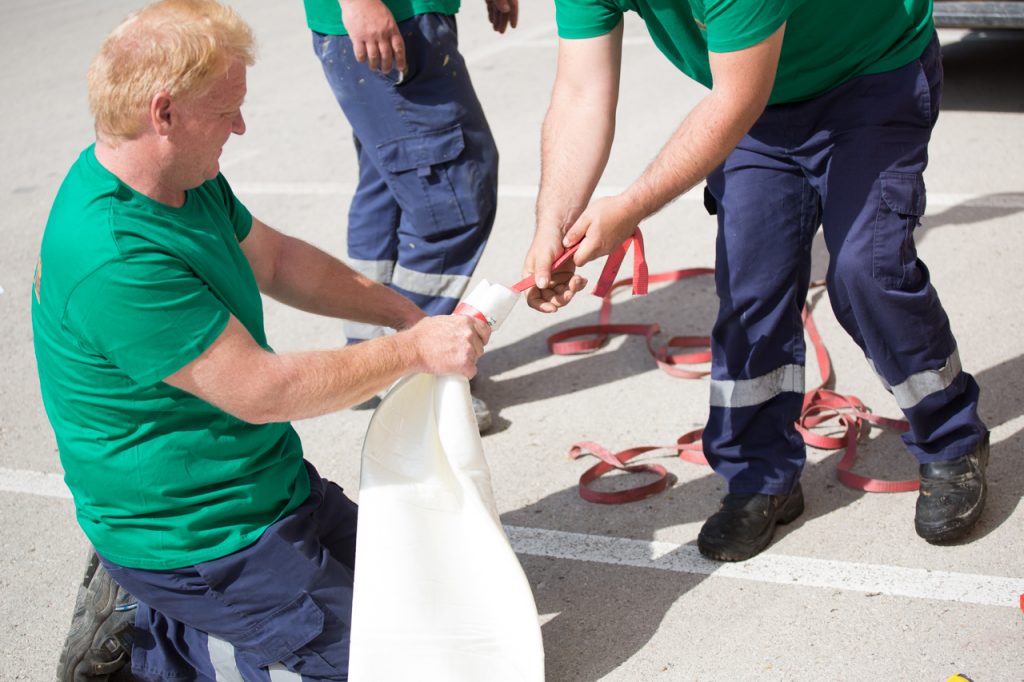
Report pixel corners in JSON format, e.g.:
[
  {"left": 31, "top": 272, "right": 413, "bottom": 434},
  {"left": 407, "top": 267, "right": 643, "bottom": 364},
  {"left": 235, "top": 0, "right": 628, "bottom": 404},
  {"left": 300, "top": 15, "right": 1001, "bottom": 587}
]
[{"left": 34, "top": 1, "right": 490, "bottom": 679}]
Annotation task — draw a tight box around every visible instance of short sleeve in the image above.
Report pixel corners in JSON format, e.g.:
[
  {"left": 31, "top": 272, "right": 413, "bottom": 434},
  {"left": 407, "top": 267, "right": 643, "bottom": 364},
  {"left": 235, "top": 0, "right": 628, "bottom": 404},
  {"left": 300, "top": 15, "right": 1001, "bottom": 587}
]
[
  {"left": 704, "top": 0, "right": 799, "bottom": 53},
  {"left": 64, "top": 255, "right": 230, "bottom": 386},
  {"left": 212, "top": 174, "right": 253, "bottom": 242},
  {"left": 555, "top": 0, "right": 623, "bottom": 39}
]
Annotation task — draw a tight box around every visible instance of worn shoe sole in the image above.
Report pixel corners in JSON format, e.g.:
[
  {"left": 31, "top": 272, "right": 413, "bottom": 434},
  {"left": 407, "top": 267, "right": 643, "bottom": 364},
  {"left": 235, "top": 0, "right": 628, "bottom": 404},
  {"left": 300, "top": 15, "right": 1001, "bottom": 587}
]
[
  {"left": 57, "top": 553, "right": 132, "bottom": 681},
  {"left": 915, "top": 447, "right": 989, "bottom": 544},
  {"left": 698, "top": 486, "right": 806, "bottom": 562}
]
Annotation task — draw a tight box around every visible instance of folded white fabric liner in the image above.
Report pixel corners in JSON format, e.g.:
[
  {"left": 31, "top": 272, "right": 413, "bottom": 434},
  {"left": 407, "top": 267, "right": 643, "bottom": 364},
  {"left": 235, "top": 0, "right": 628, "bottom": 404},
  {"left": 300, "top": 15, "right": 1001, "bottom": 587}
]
[{"left": 349, "top": 280, "right": 544, "bottom": 681}]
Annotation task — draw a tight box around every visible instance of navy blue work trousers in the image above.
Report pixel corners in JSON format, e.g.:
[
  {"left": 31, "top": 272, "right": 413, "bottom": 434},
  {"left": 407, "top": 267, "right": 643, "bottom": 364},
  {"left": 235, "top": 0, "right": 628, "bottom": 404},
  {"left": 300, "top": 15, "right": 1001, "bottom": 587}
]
[
  {"left": 312, "top": 14, "right": 498, "bottom": 343},
  {"left": 100, "top": 462, "right": 357, "bottom": 681},
  {"left": 701, "top": 34, "right": 987, "bottom": 495}
]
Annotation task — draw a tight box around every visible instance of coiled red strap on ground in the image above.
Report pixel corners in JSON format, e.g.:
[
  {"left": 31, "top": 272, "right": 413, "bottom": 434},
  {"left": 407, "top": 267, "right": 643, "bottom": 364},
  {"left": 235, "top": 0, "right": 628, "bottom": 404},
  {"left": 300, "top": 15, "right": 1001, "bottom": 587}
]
[{"left": 538, "top": 242, "right": 917, "bottom": 503}]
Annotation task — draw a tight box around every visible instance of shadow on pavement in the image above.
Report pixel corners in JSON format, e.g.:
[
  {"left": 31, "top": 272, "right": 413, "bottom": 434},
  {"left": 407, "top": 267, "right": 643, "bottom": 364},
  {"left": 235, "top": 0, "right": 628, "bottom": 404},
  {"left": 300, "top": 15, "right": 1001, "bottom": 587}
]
[
  {"left": 504, "top": 448, "right": 875, "bottom": 682},
  {"left": 490, "top": 271, "right": 1023, "bottom": 679},
  {"left": 477, "top": 273, "right": 719, "bottom": 415},
  {"left": 919, "top": 192, "right": 1024, "bottom": 239},
  {"left": 940, "top": 30, "right": 1024, "bottom": 113},
  {"left": 504, "top": 382, "right": 1021, "bottom": 680},
  {"left": 966, "top": 353, "right": 1024, "bottom": 541}
]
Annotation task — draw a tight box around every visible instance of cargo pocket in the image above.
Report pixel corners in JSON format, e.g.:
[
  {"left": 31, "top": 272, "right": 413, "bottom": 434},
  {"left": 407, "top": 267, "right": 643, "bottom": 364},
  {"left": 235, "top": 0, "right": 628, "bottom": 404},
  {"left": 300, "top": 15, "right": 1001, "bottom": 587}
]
[
  {"left": 242, "top": 592, "right": 343, "bottom": 676},
  {"left": 376, "top": 125, "right": 480, "bottom": 236},
  {"left": 874, "top": 171, "right": 926, "bottom": 291}
]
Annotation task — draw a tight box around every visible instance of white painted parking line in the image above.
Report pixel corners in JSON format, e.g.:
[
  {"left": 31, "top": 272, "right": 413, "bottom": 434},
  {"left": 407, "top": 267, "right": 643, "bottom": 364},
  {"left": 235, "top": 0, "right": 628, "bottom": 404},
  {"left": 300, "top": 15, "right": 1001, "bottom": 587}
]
[
  {"left": 232, "top": 181, "right": 356, "bottom": 196},
  {"left": 506, "top": 525, "right": 1022, "bottom": 608},
  {"left": 462, "top": 22, "right": 558, "bottom": 64},
  {"left": 230, "top": 182, "right": 700, "bottom": 200},
  {"left": 230, "top": 181, "right": 1024, "bottom": 210},
  {"left": 473, "top": 36, "right": 653, "bottom": 49},
  {"left": 0, "top": 467, "right": 70, "bottom": 499},
  {"left": 3, "top": 466, "right": 1018, "bottom": 608}
]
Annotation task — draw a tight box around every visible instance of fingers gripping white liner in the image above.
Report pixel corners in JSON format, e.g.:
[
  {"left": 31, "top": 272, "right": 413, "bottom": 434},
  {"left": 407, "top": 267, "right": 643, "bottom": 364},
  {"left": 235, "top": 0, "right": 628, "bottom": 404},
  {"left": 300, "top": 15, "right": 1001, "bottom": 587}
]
[
  {"left": 349, "top": 281, "right": 544, "bottom": 682},
  {"left": 457, "top": 278, "right": 520, "bottom": 330}
]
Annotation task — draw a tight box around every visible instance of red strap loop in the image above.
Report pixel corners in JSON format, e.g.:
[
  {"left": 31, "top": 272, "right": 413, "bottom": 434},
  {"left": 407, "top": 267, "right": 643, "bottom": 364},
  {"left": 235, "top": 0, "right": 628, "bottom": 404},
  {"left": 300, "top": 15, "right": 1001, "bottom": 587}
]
[
  {"left": 502, "top": 232, "right": 914, "bottom": 503},
  {"left": 547, "top": 267, "right": 915, "bottom": 503}
]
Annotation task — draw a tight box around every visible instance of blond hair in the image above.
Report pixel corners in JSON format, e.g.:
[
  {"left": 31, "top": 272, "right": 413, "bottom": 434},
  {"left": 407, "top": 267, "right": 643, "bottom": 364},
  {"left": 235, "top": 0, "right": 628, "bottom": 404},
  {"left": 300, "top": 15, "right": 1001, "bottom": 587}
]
[{"left": 88, "top": 0, "right": 255, "bottom": 143}]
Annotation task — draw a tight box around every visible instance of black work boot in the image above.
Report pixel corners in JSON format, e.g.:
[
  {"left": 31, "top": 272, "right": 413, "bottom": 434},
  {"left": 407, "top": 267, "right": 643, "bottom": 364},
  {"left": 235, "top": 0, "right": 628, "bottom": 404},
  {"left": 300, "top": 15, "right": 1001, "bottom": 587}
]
[
  {"left": 698, "top": 483, "right": 805, "bottom": 562},
  {"left": 57, "top": 551, "right": 137, "bottom": 681},
  {"left": 915, "top": 436, "right": 989, "bottom": 544}
]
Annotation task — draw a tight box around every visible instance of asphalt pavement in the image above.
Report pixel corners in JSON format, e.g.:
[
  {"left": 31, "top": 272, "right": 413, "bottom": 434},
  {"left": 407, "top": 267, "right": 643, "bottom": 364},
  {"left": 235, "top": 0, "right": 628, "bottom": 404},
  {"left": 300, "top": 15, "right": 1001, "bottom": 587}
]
[{"left": 1, "top": 2, "right": 1022, "bottom": 680}]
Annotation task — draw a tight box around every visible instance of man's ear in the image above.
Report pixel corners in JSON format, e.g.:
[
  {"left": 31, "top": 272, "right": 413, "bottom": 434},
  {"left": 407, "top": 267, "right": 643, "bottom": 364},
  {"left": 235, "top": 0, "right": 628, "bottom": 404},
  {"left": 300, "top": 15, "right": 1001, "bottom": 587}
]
[{"left": 149, "top": 91, "right": 173, "bottom": 136}]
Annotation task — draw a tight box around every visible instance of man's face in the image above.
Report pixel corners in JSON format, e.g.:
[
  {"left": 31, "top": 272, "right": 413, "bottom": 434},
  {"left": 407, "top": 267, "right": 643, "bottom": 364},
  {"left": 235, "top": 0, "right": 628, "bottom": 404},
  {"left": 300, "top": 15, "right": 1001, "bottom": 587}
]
[{"left": 169, "top": 59, "right": 247, "bottom": 189}]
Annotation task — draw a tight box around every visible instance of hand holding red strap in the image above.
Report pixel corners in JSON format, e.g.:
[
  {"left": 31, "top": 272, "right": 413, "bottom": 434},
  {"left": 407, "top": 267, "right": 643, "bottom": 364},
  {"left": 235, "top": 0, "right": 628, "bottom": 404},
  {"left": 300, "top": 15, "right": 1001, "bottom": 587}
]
[
  {"left": 590, "top": 229, "right": 648, "bottom": 297},
  {"left": 512, "top": 228, "right": 649, "bottom": 296}
]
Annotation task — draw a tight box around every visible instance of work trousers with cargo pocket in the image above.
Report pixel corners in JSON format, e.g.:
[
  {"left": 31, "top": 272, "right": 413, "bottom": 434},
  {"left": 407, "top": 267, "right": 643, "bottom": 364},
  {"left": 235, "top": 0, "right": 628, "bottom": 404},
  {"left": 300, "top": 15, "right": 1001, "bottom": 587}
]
[
  {"left": 701, "top": 34, "right": 988, "bottom": 496},
  {"left": 100, "top": 462, "right": 357, "bottom": 681},
  {"left": 312, "top": 13, "right": 498, "bottom": 344}
]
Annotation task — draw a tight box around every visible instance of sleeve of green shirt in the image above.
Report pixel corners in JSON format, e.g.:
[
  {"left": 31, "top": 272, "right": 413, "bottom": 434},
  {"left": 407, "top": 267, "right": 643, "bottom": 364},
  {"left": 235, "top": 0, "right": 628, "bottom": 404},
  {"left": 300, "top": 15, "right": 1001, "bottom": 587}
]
[
  {"left": 63, "top": 255, "right": 231, "bottom": 387},
  {"left": 554, "top": 0, "right": 623, "bottom": 39},
  {"left": 212, "top": 173, "right": 254, "bottom": 242},
  {"left": 704, "top": 0, "right": 801, "bottom": 53}
]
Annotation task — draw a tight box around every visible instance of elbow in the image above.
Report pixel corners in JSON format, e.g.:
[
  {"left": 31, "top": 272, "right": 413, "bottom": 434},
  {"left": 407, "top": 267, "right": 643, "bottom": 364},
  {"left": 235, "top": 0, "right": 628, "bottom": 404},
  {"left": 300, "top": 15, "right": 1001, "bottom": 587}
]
[
  {"left": 223, "top": 357, "right": 297, "bottom": 425},
  {"left": 235, "top": 404, "right": 281, "bottom": 426},
  {"left": 224, "top": 394, "right": 283, "bottom": 426},
  {"left": 706, "top": 88, "right": 770, "bottom": 144}
]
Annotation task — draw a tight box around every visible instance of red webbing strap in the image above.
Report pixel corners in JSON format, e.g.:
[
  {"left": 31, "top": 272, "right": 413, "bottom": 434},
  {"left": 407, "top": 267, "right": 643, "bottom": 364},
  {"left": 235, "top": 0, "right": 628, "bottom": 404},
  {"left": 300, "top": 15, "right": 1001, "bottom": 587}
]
[
  {"left": 545, "top": 267, "right": 714, "bottom": 373},
  {"left": 592, "top": 229, "right": 649, "bottom": 297},
  {"left": 453, "top": 302, "right": 488, "bottom": 323},
  {"left": 457, "top": 237, "right": 585, "bottom": 324},
  {"left": 570, "top": 430, "right": 708, "bottom": 505},
  {"left": 511, "top": 229, "right": 649, "bottom": 297},
  {"left": 549, "top": 268, "right": 916, "bottom": 502},
  {"left": 796, "top": 299, "right": 916, "bottom": 493},
  {"left": 511, "top": 244, "right": 580, "bottom": 294}
]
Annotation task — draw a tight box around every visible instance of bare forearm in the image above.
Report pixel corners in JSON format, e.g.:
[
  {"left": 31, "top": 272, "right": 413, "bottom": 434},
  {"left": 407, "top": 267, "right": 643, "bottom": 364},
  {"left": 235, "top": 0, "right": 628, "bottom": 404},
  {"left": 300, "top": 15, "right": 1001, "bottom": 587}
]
[
  {"left": 537, "top": 90, "right": 616, "bottom": 235},
  {"left": 245, "top": 334, "right": 416, "bottom": 423},
  {"left": 536, "top": 34, "right": 621, "bottom": 238},
  {"left": 249, "top": 313, "right": 486, "bottom": 422},
  {"left": 619, "top": 25, "right": 784, "bottom": 222},
  {"left": 618, "top": 89, "right": 762, "bottom": 222},
  {"left": 264, "top": 234, "right": 423, "bottom": 330},
  {"left": 166, "top": 314, "right": 488, "bottom": 425}
]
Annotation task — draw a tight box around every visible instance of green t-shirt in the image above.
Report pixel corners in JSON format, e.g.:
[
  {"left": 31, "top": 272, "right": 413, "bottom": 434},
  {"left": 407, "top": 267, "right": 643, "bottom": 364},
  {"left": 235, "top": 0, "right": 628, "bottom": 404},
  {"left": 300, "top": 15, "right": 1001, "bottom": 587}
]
[
  {"left": 32, "top": 146, "right": 309, "bottom": 570},
  {"left": 554, "top": 0, "right": 934, "bottom": 104},
  {"left": 304, "top": 0, "right": 461, "bottom": 35}
]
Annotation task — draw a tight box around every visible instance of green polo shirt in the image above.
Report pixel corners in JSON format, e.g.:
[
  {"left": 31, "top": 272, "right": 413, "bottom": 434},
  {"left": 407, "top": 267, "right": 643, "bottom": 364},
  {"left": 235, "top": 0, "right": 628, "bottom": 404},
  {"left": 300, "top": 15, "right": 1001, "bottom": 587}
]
[
  {"left": 32, "top": 146, "right": 309, "bottom": 570},
  {"left": 304, "top": 0, "right": 461, "bottom": 35},
  {"left": 554, "top": 0, "right": 934, "bottom": 104}
]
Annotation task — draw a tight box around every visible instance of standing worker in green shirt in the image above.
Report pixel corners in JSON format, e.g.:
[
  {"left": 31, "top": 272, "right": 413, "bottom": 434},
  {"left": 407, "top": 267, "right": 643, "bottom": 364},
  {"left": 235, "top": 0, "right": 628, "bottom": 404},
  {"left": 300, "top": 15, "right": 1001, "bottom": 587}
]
[
  {"left": 521, "top": 0, "right": 990, "bottom": 561},
  {"left": 304, "top": 0, "right": 518, "bottom": 429},
  {"left": 40, "top": 1, "right": 490, "bottom": 679}
]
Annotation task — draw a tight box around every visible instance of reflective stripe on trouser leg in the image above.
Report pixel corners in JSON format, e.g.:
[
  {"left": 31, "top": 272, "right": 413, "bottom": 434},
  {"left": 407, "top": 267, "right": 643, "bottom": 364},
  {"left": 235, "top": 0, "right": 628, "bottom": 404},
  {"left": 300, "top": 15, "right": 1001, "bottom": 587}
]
[
  {"left": 313, "top": 15, "right": 497, "bottom": 342},
  {"left": 121, "top": 603, "right": 298, "bottom": 681},
  {"left": 208, "top": 634, "right": 304, "bottom": 681},
  {"left": 702, "top": 145, "right": 821, "bottom": 495},
  {"left": 813, "top": 33, "right": 986, "bottom": 463},
  {"left": 98, "top": 465, "right": 355, "bottom": 681},
  {"left": 869, "top": 351, "right": 963, "bottom": 411}
]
